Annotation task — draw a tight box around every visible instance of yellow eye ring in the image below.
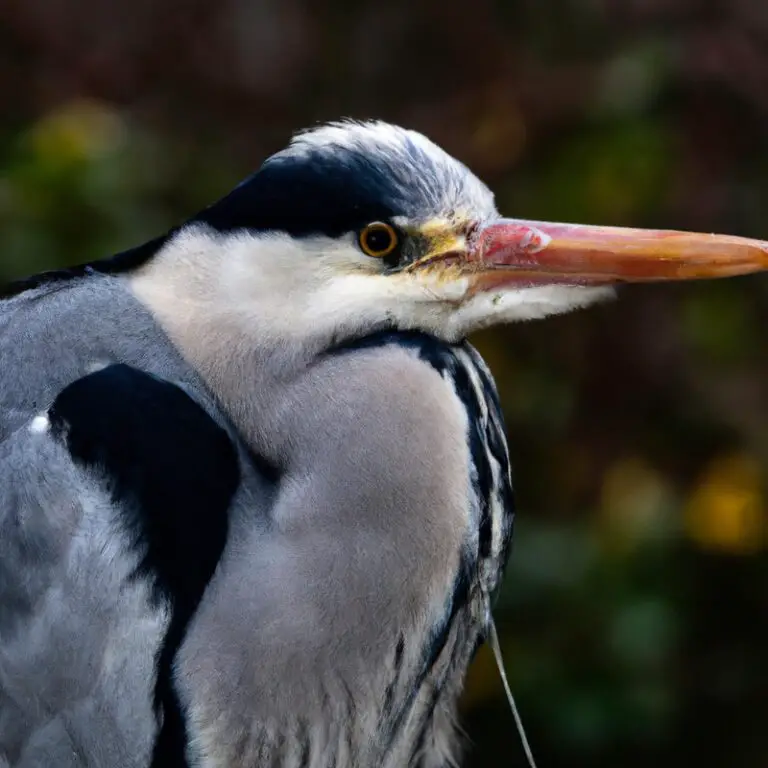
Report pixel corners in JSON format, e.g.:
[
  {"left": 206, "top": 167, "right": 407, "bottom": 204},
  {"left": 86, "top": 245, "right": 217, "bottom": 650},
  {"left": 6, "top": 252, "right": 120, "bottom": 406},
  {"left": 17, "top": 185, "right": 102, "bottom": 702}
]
[{"left": 359, "top": 222, "right": 399, "bottom": 259}]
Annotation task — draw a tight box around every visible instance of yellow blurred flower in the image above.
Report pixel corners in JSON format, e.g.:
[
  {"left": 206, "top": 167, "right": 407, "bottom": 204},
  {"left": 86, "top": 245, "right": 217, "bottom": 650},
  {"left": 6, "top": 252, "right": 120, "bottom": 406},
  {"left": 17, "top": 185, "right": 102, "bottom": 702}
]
[
  {"left": 684, "top": 454, "right": 766, "bottom": 555},
  {"left": 27, "top": 100, "right": 125, "bottom": 164}
]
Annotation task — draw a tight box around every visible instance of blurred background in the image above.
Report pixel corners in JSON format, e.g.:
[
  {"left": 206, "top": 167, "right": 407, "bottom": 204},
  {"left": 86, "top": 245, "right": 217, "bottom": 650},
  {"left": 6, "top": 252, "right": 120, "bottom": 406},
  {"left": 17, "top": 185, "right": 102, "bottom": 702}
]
[{"left": 1, "top": 0, "right": 767, "bottom": 765}]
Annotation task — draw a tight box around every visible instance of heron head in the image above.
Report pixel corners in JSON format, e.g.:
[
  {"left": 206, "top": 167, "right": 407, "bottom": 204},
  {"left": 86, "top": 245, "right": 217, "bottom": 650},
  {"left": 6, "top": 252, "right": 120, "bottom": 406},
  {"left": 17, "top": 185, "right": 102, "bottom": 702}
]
[{"left": 141, "top": 120, "right": 768, "bottom": 346}]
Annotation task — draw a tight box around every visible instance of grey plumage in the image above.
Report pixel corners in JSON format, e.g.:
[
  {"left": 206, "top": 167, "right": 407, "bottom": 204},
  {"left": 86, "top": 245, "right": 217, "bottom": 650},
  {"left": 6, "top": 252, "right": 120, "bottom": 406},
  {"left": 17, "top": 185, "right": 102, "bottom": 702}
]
[
  {"left": 0, "top": 276, "right": 510, "bottom": 767},
  {"left": 0, "top": 121, "right": 522, "bottom": 767},
  {"left": 4, "top": 119, "right": 745, "bottom": 767}
]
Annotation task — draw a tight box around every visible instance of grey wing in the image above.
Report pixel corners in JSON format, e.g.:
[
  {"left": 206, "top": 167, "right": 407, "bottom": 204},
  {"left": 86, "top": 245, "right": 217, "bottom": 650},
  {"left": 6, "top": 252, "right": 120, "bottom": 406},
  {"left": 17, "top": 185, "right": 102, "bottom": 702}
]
[{"left": 0, "top": 364, "right": 240, "bottom": 767}]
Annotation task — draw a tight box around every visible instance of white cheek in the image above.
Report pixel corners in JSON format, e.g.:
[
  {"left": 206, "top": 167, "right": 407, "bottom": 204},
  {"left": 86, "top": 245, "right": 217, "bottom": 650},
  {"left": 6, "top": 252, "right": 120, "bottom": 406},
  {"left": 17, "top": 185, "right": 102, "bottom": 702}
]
[{"left": 131, "top": 225, "right": 617, "bottom": 350}]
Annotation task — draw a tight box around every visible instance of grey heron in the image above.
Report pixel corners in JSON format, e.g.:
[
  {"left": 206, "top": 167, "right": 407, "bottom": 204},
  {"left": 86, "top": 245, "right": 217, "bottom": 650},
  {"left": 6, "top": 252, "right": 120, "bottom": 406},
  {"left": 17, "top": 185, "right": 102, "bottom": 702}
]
[{"left": 1, "top": 120, "right": 766, "bottom": 768}]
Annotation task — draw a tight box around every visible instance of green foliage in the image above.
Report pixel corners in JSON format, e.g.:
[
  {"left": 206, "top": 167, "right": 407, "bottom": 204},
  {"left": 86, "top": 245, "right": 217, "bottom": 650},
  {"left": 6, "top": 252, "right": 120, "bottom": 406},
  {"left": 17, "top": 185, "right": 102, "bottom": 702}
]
[{"left": 0, "top": 102, "right": 238, "bottom": 281}]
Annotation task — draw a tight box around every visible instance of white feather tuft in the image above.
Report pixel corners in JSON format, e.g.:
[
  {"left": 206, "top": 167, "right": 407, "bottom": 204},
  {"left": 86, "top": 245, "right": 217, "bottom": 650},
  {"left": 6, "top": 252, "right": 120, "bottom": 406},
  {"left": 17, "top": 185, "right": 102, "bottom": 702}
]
[{"left": 28, "top": 414, "right": 50, "bottom": 434}]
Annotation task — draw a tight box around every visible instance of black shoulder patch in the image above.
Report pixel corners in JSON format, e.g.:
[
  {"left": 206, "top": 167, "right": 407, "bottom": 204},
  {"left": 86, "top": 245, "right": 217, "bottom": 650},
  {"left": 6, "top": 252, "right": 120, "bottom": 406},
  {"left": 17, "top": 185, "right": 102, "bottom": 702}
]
[{"left": 49, "top": 364, "right": 240, "bottom": 768}]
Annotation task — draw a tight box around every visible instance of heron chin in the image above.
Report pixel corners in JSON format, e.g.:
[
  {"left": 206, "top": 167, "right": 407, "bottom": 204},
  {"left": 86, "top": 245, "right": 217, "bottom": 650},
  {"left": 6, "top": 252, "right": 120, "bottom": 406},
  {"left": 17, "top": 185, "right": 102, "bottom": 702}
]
[{"left": 1, "top": 120, "right": 766, "bottom": 768}]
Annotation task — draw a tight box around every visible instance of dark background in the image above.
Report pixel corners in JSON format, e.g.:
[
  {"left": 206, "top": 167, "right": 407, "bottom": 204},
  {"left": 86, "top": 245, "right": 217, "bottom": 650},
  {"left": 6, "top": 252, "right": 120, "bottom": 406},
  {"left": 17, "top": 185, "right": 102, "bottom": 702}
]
[{"left": 1, "top": 1, "right": 767, "bottom": 765}]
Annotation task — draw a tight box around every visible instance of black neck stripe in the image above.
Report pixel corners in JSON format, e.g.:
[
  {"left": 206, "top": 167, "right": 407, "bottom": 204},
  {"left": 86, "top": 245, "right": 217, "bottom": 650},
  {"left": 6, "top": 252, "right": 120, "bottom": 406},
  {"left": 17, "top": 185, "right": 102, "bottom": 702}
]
[{"left": 49, "top": 364, "right": 241, "bottom": 767}]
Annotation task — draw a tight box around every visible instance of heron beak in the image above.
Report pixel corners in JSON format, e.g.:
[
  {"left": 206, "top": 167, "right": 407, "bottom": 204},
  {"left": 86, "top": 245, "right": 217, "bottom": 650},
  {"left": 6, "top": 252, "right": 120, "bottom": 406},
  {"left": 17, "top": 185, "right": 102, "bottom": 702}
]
[{"left": 462, "top": 219, "right": 768, "bottom": 292}]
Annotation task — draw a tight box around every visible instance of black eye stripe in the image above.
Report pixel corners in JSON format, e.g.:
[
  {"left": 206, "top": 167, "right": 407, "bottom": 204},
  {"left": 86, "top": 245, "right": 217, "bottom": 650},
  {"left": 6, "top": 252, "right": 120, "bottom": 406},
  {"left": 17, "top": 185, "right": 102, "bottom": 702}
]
[{"left": 194, "top": 152, "right": 405, "bottom": 239}]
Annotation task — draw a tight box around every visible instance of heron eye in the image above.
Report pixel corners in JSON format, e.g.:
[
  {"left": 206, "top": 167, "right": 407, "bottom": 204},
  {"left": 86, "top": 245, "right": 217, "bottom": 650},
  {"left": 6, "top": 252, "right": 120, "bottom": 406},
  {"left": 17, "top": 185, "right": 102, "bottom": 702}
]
[{"left": 359, "top": 222, "right": 399, "bottom": 258}]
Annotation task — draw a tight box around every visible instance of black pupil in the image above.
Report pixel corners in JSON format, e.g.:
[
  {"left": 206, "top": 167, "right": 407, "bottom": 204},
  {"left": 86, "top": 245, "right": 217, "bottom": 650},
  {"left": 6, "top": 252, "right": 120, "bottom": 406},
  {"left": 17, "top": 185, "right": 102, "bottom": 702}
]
[{"left": 366, "top": 227, "right": 393, "bottom": 253}]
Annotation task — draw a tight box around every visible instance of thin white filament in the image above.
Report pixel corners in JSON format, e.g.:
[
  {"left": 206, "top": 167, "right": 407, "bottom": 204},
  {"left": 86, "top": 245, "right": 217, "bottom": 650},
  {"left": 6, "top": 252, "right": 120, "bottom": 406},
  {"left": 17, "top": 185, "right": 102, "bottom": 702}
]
[{"left": 488, "top": 616, "right": 538, "bottom": 768}]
